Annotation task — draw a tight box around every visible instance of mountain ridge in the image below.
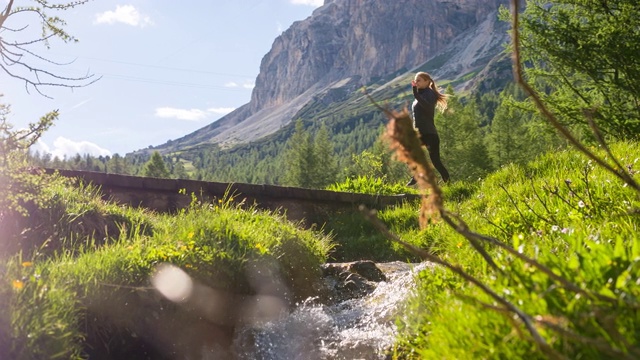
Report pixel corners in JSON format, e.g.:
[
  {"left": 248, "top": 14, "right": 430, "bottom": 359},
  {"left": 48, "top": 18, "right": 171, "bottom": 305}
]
[{"left": 133, "top": 0, "right": 511, "bottom": 156}]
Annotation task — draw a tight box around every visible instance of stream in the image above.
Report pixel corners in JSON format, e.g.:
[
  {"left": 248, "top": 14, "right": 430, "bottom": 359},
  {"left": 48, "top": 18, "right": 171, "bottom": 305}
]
[{"left": 230, "top": 261, "right": 428, "bottom": 360}]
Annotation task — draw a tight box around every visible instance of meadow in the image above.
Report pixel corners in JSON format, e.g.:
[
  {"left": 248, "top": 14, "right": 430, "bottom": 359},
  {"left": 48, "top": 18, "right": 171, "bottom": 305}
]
[{"left": 1, "top": 139, "right": 638, "bottom": 358}]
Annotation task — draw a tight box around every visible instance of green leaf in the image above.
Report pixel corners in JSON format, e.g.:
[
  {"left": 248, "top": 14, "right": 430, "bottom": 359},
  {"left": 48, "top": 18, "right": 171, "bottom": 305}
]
[{"left": 567, "top": 254, "right": 580, "bottom": 270}]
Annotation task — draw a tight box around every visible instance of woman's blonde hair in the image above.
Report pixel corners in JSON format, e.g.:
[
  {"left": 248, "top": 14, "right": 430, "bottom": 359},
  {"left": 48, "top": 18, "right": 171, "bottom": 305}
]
[{"left": 415, "top": 72, "right": 448, "bottom": 112}]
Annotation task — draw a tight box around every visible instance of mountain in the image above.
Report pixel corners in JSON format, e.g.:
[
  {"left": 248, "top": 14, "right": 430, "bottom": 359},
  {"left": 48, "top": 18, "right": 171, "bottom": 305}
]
[{"left": 136, "top": 0, "right": 511, "bottom": 156}]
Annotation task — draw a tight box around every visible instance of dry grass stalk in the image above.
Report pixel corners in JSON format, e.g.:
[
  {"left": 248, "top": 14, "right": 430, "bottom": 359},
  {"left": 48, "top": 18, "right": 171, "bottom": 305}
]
[{"left": 383, "top": 108, "right": 443, "bottom": 227}]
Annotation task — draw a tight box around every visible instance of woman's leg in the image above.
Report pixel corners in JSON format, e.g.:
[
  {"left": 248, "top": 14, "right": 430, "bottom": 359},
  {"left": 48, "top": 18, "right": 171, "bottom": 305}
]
[{"left": 423, "top": 134, "right": 450, "bottom": 182}]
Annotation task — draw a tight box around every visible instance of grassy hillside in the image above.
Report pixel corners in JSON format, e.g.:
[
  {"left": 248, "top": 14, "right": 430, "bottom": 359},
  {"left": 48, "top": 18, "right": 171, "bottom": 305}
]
[
  {"left": 2, "top": 140, "right": 638, "bottom": 358},
  {"left": 390, "top": 141, "right": 640, "bottom": 359},
  {"left": 0, "top": 177, "right": 334, "bottom": 358}
]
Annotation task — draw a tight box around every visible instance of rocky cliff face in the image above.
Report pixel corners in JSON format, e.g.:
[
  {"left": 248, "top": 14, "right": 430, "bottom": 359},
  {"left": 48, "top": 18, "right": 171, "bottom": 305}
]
[
  {"left": 144, "top": 0, "right": 510, "bottom": 153},
  {"left": 251, "top": 0, "right": 507, "bottom": 111}
]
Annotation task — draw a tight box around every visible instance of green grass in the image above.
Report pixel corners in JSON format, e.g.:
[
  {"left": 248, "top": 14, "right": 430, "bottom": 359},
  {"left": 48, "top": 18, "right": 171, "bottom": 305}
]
[
  {"left": 1, "top": 141, "right": 639, "bottom": 358},
  {"left": 0, "top": 179, "right": 333, "bottom": 359},
  {"left": 326, "top": 175, "right": 410, "bottom": 195},
  {"left": 390, "top": 141, "right": 640, "bottom": 359},
  {"left": 323, "top": 177, "right": 480, "bottom": 262}
]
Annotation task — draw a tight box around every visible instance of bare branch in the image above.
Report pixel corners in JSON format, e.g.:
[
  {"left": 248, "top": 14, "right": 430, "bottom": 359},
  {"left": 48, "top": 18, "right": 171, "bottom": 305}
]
[
  {"left": 0, "top": 0, "right": 98, "bottom": 96},
  {"left": 0, "top": 0, "right": 15, "bottom": 25}
]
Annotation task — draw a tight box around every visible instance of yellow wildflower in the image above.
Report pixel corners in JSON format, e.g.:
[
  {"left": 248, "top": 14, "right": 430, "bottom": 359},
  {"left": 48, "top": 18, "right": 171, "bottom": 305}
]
[
  {"left": 255, "top": 243, "right": 267, "bottom": 254},
  {"left": 12, "top": 280, "right": 24, "bottom": 290}
]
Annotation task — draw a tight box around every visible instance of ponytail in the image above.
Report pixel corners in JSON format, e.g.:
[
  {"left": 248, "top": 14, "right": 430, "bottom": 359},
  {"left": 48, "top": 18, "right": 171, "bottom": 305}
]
[{"left": 416, "top": 72, "right": 448, "bottom": 112}]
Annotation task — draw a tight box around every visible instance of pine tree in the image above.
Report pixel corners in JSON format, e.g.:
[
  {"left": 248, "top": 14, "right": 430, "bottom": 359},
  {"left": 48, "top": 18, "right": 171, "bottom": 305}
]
[
  {"left": 439, "top": 88, "right": 493, "bottom": 180},
  {"left": 143, "top": 151, "right": 170, "bottom": 178},
  {"left": 486, "top": 92, "right": 531, "bottom": 168},
  {"left": 284, "top": 120, "right": 315, "bottom": 187},
  {"left": 107, "top": 154, "right": 131, "bottom": 175},
  {"left": 511, "top": 0, "right": 640, "bottom": 139},
  {"left": 172, "top": 160, "right": 190, "bottom": 179},
  {"left": 311, "top": 124, "right": 338, "bottom": 188}
]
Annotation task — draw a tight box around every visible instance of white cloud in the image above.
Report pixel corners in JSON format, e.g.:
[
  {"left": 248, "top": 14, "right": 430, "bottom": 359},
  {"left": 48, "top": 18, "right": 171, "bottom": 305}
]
[
  {"left": 207, "top": 107, "right": 235, "bottom": 115},
  {"left": 35, "top": 137, "right": 112, "bottom": 159},
  {"left": 155, "top": 107, "right": 208, "bottom": 121},
  {"left": 290, "top": 0, "right": 324, "bottom": 6},
  {"left": 155, "top": 107, "right": 235, "bottom": 121},
  {"left": 225, "top": 81, "right": 254, "bottom": 89},
  {"left": 94, "top": 5, "right": 153, "bottom": 27}
]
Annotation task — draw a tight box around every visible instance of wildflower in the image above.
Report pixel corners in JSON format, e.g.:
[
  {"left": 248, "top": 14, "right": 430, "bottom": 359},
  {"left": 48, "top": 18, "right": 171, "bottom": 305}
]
[
  {"left": 551, "top": 225, "right": 559, "bottom": 232},
  {"left": 12, "top": 280, "right": 24, "bottom": 290},
  {"left": 255, "top": 243, "right": 267, "bottom": 253},
  {"left": 187, "top": 232, "right": 194, "bottom": 239},
  {"left": 21, "top": 261, "right": 33, "bottom": 268},
  {"left": 578, "top": 201, "right": 585, "bottom": 208},
  {"left": 456, "top": 241, "right": 463, "bottom": 248}
]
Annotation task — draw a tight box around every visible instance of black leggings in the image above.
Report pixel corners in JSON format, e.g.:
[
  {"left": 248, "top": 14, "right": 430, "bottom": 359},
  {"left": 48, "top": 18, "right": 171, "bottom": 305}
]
[{"left": 420, "top": 133, "right": 450, "bottom": 182}]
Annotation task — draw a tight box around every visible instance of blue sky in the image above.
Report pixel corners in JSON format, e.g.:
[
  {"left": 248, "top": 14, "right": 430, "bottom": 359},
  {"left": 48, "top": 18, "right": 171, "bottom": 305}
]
[{"left": 2, "top": 0, "right": 323, "bottom": 158}]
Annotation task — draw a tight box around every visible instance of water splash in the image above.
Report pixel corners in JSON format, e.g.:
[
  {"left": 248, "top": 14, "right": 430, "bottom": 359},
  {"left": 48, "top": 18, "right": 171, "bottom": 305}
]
[{"left": 232, "top": 261, "right": 429, "bottom": 360}]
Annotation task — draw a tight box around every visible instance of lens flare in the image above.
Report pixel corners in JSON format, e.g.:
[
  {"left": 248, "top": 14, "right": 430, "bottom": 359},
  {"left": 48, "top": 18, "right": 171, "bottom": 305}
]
[{"left": 151, "top": 263, "right": 193, "bottom": 303}]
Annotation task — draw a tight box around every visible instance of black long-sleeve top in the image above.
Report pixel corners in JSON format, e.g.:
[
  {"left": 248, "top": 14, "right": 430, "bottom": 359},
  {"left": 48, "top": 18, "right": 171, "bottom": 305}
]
[{"left": 412, "top": 86, "right": 438, "bottom": 135}]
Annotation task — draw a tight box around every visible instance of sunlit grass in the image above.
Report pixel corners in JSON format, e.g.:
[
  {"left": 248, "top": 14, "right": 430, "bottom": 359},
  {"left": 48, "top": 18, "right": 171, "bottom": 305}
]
[
  {"left": 0, "top": 188, "right": 334, "bottom": 358},
  {"left": 1, "top": 141, "right": 639, "bottom": 358},
  {"left": 392, "top": 141, "right": 640, "bottom": 359}
]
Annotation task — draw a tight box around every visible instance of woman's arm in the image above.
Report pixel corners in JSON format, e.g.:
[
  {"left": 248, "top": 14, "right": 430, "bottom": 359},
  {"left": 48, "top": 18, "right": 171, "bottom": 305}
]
[{"left": 412, "top": 86, "right": 435, "bottom": 110}]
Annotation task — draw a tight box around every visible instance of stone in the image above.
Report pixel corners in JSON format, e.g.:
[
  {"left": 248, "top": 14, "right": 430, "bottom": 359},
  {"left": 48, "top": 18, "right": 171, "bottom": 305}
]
[{"left": 347, "top": 260, "right": 387, "bottom": 282}]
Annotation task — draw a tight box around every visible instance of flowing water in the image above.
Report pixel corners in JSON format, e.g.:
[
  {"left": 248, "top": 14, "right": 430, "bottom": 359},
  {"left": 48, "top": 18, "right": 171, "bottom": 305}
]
[{"left": 231, "top": 261, "right": 429, "bottom": 360}]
